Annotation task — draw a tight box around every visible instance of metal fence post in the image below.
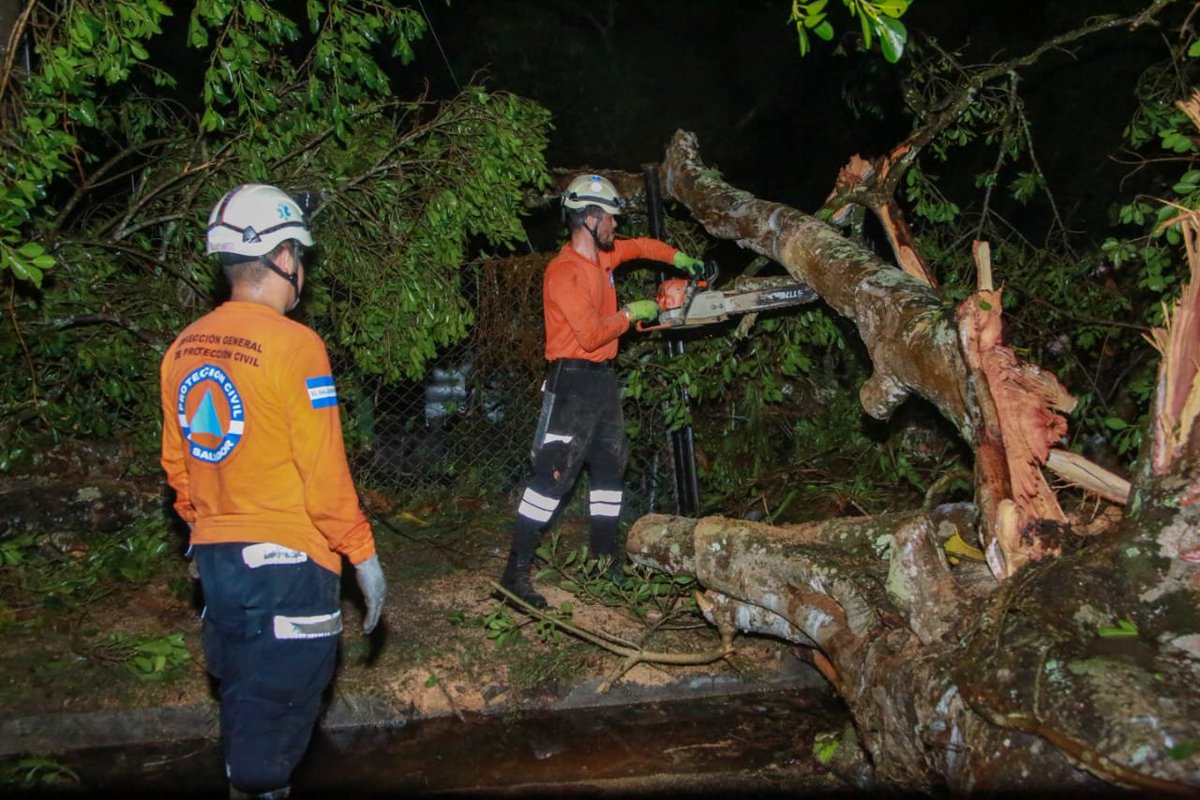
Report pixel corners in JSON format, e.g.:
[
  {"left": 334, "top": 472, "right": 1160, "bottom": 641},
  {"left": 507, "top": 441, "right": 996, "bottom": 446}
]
[{"left": 642, "top": 164, "right": 700, "bottom": 516}]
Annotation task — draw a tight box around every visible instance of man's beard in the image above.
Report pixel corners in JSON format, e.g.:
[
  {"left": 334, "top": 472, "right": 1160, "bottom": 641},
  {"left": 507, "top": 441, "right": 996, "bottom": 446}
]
[{"left": 597, "top": 235, "right": 615, "bottom": 252}]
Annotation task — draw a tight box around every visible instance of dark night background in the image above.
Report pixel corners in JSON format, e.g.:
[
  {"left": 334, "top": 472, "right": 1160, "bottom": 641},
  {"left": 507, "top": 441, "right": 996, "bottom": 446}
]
[{"left": 399, "top": 0, "right": 1167, "bottom": 246}]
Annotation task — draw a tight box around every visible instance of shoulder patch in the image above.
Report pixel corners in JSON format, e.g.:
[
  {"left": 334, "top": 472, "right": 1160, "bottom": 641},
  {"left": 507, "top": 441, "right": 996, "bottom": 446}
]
[{"left": 305, "top": 375, "right": 338, "bottom": 408}]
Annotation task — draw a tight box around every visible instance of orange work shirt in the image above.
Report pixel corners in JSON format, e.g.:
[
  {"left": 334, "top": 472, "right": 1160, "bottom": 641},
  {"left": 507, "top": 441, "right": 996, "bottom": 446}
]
[
  {"left": 160, "top": 301, "right": 375, "bottom": 575},
  {"left": 543, "top": 238, "right": 678, "bottom": 362}
]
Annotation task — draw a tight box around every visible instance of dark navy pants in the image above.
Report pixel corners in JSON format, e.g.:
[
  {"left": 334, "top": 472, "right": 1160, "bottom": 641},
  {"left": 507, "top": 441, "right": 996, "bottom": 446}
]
[{"left": 194, "top": 542, "right": 341, "bottom": 795}]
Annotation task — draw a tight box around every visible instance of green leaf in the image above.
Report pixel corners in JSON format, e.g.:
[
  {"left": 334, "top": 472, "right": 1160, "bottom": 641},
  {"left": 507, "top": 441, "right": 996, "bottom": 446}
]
[
  {"left": 1162, "top": 130, "right": 1196, "bottom": 153},
  {"left": 814, "top": 734, "right": 839, "bottom": 764},
  {"left": 859, "top": 9, "right": 873, "bottom": 49},
  {"left": 875, "top": 0, "right": 910, "bottom": 17},
  {"left": 1172, "top": 170, "right": 1200, "bottom": 193},
  {"left": 1169, "top": 739, "right": 1200, "bottom": 760},
  {"left": 1189, "top": 40, "right": 1200, "bottom": 58},
  {"left": 6, "top": 255, "right": 44, "bottom": 287},
  {"left": 1097, "top": 618, "right": 1138, "bottom": 638},
  {"left": 876, "top": 16, "right": 907, "bottom": 62}
]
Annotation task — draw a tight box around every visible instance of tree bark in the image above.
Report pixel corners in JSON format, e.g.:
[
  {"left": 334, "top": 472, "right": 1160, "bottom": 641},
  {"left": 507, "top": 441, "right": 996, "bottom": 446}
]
[
  {"left": 661, "top": 130, "right": 971, "bottom": 436},
  {"left": 626, "top": 132, "right": 1200, "bottom": 792}
]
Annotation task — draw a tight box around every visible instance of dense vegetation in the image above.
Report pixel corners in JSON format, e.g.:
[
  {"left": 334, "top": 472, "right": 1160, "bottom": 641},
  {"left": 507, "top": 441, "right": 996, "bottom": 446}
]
[
  {"left": 1, "top": 0, "right": 1195, "bottom": 520},
  {"left": 1, "top": 0, "right": 550, "bottom": 466}
]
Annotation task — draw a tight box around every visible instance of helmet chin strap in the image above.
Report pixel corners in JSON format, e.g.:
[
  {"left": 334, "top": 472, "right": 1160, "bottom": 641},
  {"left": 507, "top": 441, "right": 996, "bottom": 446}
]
[
  {"left": 258, "top": 254, "right": 301, "bottom": 311},
  {"left": 586, "top": 217, "right": 615, "bottom": 254}
]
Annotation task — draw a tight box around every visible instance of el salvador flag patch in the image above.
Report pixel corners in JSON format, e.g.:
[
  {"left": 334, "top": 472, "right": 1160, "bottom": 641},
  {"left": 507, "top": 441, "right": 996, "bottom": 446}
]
[{"left": 305, "top": 376, "right": 338, "bottom": 409}]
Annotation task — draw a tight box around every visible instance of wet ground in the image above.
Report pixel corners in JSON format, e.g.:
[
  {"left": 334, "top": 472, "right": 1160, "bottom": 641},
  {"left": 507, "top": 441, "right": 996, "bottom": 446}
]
[{"left": 5, "top": 689, "right": 852, "bottom": 797}]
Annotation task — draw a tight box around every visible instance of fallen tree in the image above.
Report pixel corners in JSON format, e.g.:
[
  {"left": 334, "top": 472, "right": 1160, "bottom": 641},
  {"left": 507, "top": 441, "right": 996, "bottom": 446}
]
[{"left": 622, "top": 119, "right": 1200, "bottom": 794}]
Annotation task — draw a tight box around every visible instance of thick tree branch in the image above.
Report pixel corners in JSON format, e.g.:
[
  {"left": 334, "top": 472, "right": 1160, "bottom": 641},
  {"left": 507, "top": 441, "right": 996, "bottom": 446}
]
[{"left": 662, "top": 129, "right": 971, "bottom": 433}]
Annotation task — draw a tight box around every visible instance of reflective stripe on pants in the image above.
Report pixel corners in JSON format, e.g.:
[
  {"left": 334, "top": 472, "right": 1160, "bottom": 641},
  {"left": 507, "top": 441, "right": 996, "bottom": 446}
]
[{"left": 194, "top": 542, "right": 341, "bottom": 795}]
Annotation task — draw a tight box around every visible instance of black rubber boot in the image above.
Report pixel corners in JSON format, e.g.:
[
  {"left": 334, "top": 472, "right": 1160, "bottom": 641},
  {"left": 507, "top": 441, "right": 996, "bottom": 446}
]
[
  {"left": 602, "top": 556, "right": 626, "bottom": 588},
  {"left": 589, "top": 533, "right": 626, "bottom": 588},
  {"left": 499, "top": 550, "right": 547, "bottom": 610}
]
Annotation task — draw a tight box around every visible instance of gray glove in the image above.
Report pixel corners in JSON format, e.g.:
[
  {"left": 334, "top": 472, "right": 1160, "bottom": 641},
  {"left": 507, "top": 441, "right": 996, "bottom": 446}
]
[{"left": 354, "top": 555, "right": 386, "bottom": 634}]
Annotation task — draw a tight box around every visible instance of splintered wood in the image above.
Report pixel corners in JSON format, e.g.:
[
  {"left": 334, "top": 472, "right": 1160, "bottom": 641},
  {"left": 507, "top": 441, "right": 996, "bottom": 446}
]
[
  {"left": 824, "top": 151, "right": 937, "bottom": 288},
  {"left": 1145, "top": 210, "right": 1200, "bottom": 482},
  {"left": 958, "top": 241, "right": 1076, "bottom": 578}
]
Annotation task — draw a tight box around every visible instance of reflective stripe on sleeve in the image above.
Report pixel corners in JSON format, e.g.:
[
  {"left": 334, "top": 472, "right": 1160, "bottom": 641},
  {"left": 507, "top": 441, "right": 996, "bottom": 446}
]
[
  {"left": 273, "top": 610, "right": 343, "bottom": 640},
  {"left": 518, "top": 488, "right": 560, "bottom": 523}
]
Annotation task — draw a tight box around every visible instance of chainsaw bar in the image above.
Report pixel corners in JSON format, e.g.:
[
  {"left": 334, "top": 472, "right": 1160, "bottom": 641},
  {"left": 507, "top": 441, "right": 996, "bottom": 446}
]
[{"left": 657, "top": 275, "right": 819, "bottom": 329}]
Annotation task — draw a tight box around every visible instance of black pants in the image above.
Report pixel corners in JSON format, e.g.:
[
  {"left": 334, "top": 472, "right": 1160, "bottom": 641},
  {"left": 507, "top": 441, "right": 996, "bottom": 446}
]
[{"left": 511, "top": 360, "right": 630, "bottom": 559}]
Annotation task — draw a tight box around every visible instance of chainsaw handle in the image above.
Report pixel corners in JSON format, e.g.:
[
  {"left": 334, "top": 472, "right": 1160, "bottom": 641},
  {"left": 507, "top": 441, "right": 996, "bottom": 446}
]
[
  {"left": 635, "top": 320, "right": 672, "bottom": 332},
  {"left": 700, "top": 259, "right": 719, "bottom": 284}
]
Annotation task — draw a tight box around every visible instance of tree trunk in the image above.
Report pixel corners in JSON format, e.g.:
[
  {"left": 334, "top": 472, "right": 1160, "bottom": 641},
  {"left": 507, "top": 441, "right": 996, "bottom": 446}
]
[{"left": 625, "top": 132, "right": 1200, "bottom": 792}]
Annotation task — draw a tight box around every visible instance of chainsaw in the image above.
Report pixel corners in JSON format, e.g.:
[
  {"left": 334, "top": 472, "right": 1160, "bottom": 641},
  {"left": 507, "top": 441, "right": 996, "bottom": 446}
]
[{"left": 638, "top": 261, "right": 819, "bottom": 331}]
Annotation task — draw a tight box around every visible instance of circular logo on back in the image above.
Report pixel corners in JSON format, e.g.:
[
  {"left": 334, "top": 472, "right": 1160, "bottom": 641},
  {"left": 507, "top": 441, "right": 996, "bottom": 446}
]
[{"left": 176, "top": 364, "right": 244, "bottom": 464}]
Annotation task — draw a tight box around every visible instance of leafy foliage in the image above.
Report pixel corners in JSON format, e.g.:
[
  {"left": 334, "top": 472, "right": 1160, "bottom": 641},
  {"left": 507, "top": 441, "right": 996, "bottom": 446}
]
[
  {"left": 789, "top": 0, "right": 912, "bottom": 63},
  {"left": 872, "top": 21, "right": 1200, "bottom": 472},
  {"left": 0, "top": 1, "right": 551, "bottom": 465},
  {"left": 0, "top": 757, "right": 79, "bottom": 790},
  {"left": 96, "top": 631, "right": 191, "bottom": 681},
  {"left": 0, "top": 514, "right": 175, "bottom": 612},
  {"left": 534, "top": 529, "right": 700, "bottom": 620}
]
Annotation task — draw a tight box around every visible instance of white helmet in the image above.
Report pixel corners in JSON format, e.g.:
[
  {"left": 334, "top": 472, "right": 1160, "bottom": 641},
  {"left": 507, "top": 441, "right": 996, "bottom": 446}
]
[
  {"left": 562, "top": 174, "right": 624, "bottom": 215},
  {"left": 206, "top": 184, "right": 314, "bottom": 257}
]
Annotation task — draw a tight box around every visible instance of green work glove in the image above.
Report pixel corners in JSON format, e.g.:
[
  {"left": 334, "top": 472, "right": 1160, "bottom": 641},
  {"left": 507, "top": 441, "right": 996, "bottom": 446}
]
[
  {"left": 673, "top": 252, "right": 705, "bottom": 276},
  {"left": 354, "top": 555, "right": 387, "bottom": 634},
  {"left": 624, "top": 299, "right": 660, "bottom": 323}
]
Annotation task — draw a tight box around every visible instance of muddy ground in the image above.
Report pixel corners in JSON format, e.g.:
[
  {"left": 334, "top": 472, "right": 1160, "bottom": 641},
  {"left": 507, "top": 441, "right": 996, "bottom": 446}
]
[{"left": 0, "top": 484, "right": 842, "bottom": 793}]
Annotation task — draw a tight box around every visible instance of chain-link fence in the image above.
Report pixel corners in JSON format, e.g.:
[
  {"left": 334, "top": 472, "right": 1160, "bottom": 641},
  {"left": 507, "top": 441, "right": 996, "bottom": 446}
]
[{"left": 345, "top": 257, "right": 681, "bottom": 523}]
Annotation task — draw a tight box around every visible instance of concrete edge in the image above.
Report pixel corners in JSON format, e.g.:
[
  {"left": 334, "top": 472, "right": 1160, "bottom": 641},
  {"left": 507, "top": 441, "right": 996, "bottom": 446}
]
[{"left": 1, "top": 663, "right": 825, "bottom": 757}]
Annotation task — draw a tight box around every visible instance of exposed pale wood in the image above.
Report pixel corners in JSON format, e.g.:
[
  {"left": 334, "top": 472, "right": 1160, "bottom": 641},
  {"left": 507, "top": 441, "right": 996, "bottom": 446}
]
[
  {"left": 822, "top": 152, "right": 936, "bottom": 287},
  {"left": 1146, "top": 215, "right": 1200, "bottom": 477},
  {"left": 1045, "top": 448, "right": 1131, "bottom": 504}
]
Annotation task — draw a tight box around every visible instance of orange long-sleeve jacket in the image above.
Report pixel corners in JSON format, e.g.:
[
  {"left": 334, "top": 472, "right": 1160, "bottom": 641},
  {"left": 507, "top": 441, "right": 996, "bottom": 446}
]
[
  {"left": 543, "top": 238, "right": 678, "bottom": 362},
  {"left": 160, "top": 301, "right": 375, "bottom": 575}
]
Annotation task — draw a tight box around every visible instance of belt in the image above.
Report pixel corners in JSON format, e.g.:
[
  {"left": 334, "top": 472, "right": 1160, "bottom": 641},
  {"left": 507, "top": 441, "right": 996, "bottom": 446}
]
[{"left": 552, "top": 358, "right": 613, "bottom": 372}]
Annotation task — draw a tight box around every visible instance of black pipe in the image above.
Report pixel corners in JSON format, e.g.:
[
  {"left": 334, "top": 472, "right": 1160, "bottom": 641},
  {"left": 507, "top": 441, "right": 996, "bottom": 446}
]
[{"left": 642, "top": 164, "right": 700, "bottom": 516}]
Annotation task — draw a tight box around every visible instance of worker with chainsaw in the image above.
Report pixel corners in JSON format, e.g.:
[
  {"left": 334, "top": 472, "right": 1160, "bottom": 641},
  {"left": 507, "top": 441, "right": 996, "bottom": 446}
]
[
  {"left": 160, "top": 184, "right": 386, "bottom": 799},
  {"left": 499, "top": 173, "right": 705, "bottom": 608}
]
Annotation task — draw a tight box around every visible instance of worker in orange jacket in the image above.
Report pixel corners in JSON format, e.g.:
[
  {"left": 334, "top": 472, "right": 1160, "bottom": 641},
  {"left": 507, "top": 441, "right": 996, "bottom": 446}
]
[
  {"left": 499, "top": 174, "right": 705, "bottom": 608},
  {"left": 160, "top": 184, "right": 385, "bottom": 799}
]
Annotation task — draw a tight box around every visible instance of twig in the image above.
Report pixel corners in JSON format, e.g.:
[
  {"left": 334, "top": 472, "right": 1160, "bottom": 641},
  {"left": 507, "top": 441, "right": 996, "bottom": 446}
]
[
  {"left": 1027, "top": 296, "right": 1152, "bottom": 333},
  {"left": 490, "top": 581, "right": 734, "bottom": 692},
  {"left": 875, "top": 0, "right": 1182, "bottom": 203},
  {"left": 53, "top": 137, "right": 175, "bottom": 229},
  {"left": 0, "top": 0, "right": 36, "bottom": 107},
  {"left": 5, "top": 277, "right": 51, "bottom": 431},
  {"left": 37, "top": 312, "right": 160, "bottom": 351},
  {"left": 69, "top": 239, "right": 207, "bottom": 300}
]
